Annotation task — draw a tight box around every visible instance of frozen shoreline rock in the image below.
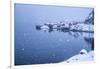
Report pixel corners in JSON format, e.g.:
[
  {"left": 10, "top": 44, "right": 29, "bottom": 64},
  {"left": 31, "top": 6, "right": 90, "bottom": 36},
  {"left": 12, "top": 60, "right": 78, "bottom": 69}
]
[
  {"left": 41, "top": 25, "right": 49, "bottom": 29},
  {"left": 60, "top": 49, "right": 94, "bottom": 63},
  {"left": 70, "top": 24, "right": 93, "bottom": 32}
]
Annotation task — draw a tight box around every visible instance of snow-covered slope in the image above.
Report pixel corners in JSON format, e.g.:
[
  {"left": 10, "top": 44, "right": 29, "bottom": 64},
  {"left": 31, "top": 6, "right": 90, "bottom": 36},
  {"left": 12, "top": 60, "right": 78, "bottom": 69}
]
[{"left": 60, "top": 49, "right": 94, "bottom": 63}]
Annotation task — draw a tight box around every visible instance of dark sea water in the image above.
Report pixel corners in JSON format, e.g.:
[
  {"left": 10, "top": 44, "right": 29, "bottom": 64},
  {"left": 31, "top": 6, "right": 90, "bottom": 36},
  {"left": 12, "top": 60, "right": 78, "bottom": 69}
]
[{"left": 14, "top": 4, "right": 94, "bottom": 65}]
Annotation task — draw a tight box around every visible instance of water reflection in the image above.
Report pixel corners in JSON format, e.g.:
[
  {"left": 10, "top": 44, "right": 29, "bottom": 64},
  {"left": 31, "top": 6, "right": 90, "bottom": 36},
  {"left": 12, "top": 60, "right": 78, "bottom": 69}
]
[{"left": 36, "top": 27, "right": 94, "bottom": 51}]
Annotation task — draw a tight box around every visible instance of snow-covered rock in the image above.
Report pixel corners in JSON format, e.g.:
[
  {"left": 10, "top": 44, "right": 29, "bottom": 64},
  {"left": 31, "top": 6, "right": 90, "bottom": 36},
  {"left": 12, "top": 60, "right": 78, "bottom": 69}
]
[
  {"left": 40, "top": 25, "right": 50, "bottom": 32},
  {"left": 62, "top": 24, "right": 69, "bottom": 28},
  {"left": 60, "top": 49, "right": 94, "bottom": 63},
  {"left": 70, "top": 24, "right": 93, "bottom": 32},
  {"left": 41, "top": 25, "right": 49, "bottom": 30},
  {"left": 53, "top": 25, "right": 58, "bottom": 29},
  {"left": 79, "top": 24, "right": 93, "bottom": 32}
]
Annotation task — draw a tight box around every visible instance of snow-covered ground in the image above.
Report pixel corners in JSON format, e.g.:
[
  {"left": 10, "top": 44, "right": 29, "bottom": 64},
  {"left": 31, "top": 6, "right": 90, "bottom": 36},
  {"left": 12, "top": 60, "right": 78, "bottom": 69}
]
[
  {"left": 60, "top": 49, "right": 94, "bottom": 63},
  {"left": 70, "top": 24, "right": 93, "bottom": 32}
]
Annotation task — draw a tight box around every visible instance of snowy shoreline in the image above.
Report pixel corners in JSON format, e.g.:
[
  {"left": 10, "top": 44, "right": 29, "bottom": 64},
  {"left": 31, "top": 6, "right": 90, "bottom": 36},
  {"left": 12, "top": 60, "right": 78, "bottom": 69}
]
[
  {"left": 60, "top": 49, "right": 94, "bottom": 63},
  {"left": 36, "top": 23, "right": 94, "bottom": 33}
]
